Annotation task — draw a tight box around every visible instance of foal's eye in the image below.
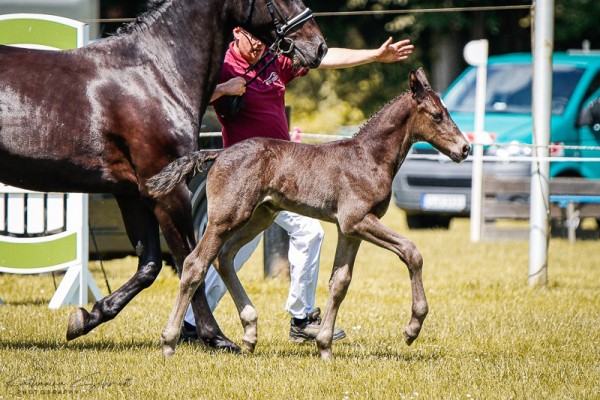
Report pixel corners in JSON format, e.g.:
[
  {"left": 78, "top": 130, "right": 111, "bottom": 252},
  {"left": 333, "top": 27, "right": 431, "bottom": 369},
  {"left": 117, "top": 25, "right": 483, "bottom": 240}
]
[{"left": 431, "top": 113, "right": 443, "bottom": 122}]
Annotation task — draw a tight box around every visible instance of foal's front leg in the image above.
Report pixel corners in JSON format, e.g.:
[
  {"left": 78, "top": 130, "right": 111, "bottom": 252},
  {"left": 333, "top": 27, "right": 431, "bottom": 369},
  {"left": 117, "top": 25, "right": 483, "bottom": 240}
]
[
  {"left": 316, "top": 233, "right": 361, "bottom": 359},
  {"left": 344, "top": 214, "right": 428, "bottom": 346}
]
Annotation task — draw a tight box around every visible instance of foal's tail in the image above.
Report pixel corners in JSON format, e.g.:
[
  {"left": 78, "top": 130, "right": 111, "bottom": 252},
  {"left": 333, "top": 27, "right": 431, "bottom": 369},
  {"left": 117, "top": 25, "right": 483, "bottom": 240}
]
[{"left": 146, "top": 150, "right": 222, "bottom": 197}]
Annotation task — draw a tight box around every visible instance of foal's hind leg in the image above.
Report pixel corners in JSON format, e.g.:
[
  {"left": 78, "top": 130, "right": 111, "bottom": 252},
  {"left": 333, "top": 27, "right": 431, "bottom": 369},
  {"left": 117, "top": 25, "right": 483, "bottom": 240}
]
[
  {"left": 67, "top": 195, "right": 163, "bottom": 340},
  {"left": 161, "top": 223, "right": 230, "bottom": 358},
  {"left": 316, "top": 233, "right": 361, "bottom": 359},
  {"left": 215, "top": 205, "right": 277, "bottom": 353},
  {"left": 153, "top": 186, "right": 240, "bottom": 353},
  {"left": 342, "top": 214, "right": 428, "bottom": 346}
]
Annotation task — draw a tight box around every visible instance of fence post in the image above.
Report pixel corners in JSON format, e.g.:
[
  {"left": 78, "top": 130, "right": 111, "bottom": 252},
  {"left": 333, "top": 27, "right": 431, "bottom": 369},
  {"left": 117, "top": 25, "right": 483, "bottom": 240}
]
[
  {"left": 464, "top": 39, "right": 488, "bottom": 243},
  {"left": 262, "top": 105, "right": 293, "bottom": 278},
  {"left": 529, "top": 0, "right": 554, "bottom": 287}
]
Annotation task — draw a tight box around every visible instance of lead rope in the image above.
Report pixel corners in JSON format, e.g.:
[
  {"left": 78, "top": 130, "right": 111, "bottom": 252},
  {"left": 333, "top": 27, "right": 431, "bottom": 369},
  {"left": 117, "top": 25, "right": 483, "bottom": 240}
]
[
  {"left": 216, "top": 45, "right": 282, "bottom": 116},
  {"left": 50, "top": 224, "right": 112, "bottom": 295},
  {"left": 89, "top": 223, "right": 113, "bottom": 294}
]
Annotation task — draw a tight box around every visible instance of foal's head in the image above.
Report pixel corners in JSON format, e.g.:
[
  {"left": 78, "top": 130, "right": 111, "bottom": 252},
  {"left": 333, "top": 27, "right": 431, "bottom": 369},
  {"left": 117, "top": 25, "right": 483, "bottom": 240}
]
[
  {"left": 408, "top": 68, "right": 470, "bottom": 163},
  {"left": 236, "top": 0, "right": 327, "bottom": 69}
]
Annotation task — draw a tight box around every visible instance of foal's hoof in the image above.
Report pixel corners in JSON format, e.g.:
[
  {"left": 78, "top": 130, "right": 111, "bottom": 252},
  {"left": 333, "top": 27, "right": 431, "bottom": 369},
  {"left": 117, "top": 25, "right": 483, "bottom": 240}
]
[
  {"left": 66, "top": 307, "right": 89, "bottom": 341},
  {"left": 318, "top": 347, "right": 333, "bottom": 360},
  {"left": 402, "top": 327, "right": 419, "bottom": 346},
  {"left": 162, "top": 341, "right": 177, "bottom": 359},
  {"left": 242, "top": 339, "right": 256, "bottom": 354}
]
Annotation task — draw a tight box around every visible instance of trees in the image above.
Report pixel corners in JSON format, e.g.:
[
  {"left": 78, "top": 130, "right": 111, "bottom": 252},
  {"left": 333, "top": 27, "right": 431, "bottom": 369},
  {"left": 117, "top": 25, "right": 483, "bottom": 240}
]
[{"left": 291, "top": 0, "right": 600, "bottom": 133}]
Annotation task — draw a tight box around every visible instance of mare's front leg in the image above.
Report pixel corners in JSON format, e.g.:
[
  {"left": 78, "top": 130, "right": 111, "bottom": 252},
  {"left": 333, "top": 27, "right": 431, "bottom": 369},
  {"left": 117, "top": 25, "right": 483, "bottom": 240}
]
[
  {"left": 342, "top": 214, "right": 428, "bottom": 347},
  {"left": 66, "top": 194, "right": 163, "bottom": 340},
  {"left": 316, "top": 233, "right": 361, "bottom": 359},
  {"left": 215, "top": 205, "right": 277, "bottom": 353}
]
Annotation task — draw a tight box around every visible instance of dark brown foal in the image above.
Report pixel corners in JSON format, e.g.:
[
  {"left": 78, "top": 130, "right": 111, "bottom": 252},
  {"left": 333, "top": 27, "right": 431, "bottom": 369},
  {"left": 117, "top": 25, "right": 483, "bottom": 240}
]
[{"left": 148, "top": 68, "right": 470, "bottom": 359}]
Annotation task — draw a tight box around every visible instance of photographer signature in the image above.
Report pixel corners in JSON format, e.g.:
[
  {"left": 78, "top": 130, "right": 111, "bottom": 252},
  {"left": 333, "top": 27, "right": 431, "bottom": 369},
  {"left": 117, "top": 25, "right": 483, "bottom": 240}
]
[{"left": 4, "top": 372, "right": 132, "bottom": 394}]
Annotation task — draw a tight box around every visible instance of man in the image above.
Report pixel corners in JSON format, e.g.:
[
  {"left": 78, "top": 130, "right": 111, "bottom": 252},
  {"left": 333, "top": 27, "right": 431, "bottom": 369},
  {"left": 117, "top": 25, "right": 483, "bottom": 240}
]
[{"left": 183, "top": 27, "right": 414, "bottom": 343}]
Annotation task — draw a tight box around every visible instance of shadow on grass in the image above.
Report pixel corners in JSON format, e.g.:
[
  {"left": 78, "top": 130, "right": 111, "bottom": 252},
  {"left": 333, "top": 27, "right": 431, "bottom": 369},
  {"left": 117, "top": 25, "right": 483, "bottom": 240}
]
[
  {"left": 0, "top": 338, "right": 156, "bottom": 352},
  {"left": 0, "top": 299, "right": 54, "bottom": 306},
  {"left": 246, "top": 341, "right": 444, "bottom": 362},
  {"left": 1, "top": 335, "right": 443, "bottom": 361}
]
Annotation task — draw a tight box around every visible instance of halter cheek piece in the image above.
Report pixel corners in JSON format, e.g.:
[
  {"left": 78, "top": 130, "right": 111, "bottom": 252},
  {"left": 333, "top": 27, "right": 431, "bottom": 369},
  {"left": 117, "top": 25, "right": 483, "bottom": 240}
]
[{"left": 217, "top": 0, "right": 314, "bottom": 116}]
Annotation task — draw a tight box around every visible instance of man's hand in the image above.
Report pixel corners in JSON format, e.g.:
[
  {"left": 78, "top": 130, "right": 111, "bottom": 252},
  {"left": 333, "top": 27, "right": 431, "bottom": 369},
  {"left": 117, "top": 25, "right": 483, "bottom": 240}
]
[
  {"left": 210, "top": 76, "right": 247, "bottom": 103},
  {"left": 221, "top": 76, "right": 247, "bottom": 96},
  {"left": 373, "top": 37, "right": 414, "bottom": 63}
]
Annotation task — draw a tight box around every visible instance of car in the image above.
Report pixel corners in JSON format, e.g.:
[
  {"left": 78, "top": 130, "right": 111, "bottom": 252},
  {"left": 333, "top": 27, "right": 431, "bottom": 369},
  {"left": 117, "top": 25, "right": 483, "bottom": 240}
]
[{"left": 393, "top": 51, "right": 600, "bottom": 229}]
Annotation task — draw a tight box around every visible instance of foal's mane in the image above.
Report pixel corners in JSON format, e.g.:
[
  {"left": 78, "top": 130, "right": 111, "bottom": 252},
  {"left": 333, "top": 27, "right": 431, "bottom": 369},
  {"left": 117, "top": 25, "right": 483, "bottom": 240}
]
[
  {"left": 353, "top": 90, "right": 412, "bottom": 138},
  {"left": 116, "top": 0, "right": 172, "bottom": 36}
]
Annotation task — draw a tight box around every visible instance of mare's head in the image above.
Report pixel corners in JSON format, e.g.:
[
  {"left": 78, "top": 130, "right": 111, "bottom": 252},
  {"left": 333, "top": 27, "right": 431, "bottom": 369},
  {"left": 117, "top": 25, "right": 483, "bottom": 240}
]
[
  {"left": 408, "top": 68, "right": 470, "bottom": 163},
  {"left": 234, "top": 0, "right": 327, "bottom": 68}
]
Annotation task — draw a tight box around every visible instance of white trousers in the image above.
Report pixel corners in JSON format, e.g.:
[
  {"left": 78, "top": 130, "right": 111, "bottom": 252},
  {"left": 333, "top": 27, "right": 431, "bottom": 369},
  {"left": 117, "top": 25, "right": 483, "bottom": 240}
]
[{"left": 184, "top": 211, "right": 324, "bottom": 326}]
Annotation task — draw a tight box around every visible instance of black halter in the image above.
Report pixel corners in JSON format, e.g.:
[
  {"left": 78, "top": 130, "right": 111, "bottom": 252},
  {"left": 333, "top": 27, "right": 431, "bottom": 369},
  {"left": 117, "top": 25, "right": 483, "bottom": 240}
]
[{"left": 246, "top": 0, "right": 314, "bottom": 55}]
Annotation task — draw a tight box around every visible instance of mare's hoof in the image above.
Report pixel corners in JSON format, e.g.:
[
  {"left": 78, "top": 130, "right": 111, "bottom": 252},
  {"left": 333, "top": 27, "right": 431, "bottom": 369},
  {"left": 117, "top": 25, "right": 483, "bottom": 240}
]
[
  {"left": 201, "top": 336, "right": 242, "bottom": 355},
  {"left": 66, "top": 307, "right": 89, "bottom": 341}
]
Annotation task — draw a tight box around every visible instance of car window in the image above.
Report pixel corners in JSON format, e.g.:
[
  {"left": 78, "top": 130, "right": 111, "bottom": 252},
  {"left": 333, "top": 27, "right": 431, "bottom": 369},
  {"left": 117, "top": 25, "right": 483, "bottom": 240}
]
[{"left": 444, "top": 64, "right": 585, "bottom": 115}]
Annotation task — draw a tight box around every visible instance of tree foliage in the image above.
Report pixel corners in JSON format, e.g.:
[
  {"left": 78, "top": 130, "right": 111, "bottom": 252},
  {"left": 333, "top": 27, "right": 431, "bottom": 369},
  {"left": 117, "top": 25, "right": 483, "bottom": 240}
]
[{"left": 290, "top": 0, "right": 600, "bottom": 133}]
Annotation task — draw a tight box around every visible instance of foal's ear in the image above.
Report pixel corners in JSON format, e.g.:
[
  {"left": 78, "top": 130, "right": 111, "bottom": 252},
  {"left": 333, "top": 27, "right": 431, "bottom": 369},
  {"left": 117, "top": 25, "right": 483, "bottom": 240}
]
[{"left": 409, "top": 69, "right": 428, "bottom": 101}]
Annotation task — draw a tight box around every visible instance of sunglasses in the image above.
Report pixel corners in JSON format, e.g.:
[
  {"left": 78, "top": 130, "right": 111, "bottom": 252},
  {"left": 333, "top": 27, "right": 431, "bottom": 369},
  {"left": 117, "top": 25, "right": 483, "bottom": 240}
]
[{"left": 239, "top": 29, "right": 263, "bottom": 45}]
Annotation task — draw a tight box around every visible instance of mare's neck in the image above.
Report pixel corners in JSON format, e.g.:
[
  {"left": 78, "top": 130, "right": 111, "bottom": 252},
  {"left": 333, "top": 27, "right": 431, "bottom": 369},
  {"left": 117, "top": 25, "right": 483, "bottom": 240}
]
[
  {"left": 352, "top": 92, "right": 415, "bottom": 176},
  {"left": 127, "top": 0, "right": 236, "bottom": 121}
]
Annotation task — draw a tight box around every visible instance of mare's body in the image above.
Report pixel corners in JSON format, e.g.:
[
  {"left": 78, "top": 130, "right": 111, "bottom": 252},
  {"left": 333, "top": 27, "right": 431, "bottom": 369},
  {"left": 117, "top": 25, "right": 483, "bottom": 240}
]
[
  {"left": 148, "top": 69, "right": 471, "bottom": 358},
  {"left": 0, "top": 0, "right": 325, "bottom": 351}
]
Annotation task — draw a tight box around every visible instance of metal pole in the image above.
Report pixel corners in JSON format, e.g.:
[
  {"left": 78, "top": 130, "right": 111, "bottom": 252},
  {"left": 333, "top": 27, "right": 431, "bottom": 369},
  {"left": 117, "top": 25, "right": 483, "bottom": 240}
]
[
  {"left": 529, "top": 0, "right": 553, "bottom": 287},
  {"left": 465, "top": 40, "right": 488, "bottom": 242}
]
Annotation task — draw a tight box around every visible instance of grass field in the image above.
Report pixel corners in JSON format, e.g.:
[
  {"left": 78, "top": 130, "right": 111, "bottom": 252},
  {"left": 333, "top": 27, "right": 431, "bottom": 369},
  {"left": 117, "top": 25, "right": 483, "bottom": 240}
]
[{"left": 0, "top": 206, "right": 598, "bottom": 399}]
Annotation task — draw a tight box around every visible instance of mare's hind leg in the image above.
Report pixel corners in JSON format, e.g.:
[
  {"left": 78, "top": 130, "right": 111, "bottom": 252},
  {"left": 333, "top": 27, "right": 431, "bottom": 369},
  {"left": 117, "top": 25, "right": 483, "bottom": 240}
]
[
  {"left": 215, "top": 205, "right": 277, "bottom": 353},
  {"left": 316, "top": 232, "right": 361, "bottom": 359},
  {"left": 342, "top": 213, "right": 428, "bottom": 346},
  {"left": 67, "top": 194, "right": 163, "bottom": 340}
]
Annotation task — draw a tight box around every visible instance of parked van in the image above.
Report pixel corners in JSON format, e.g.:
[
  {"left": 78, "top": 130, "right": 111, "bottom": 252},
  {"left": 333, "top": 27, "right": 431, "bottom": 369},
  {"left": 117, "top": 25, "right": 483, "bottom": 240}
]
[{"left": 393, "top": 52, "right": 600, "bottom": 229}]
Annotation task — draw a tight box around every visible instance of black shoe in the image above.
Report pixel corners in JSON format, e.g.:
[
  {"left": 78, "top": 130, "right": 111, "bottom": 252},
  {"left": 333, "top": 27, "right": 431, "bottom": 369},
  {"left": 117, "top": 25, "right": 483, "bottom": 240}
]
[
  {"left": 179, "top": 321, "right": 199, "bottom": 343},
  {"left": 289, "top": 307, "right": 346, "bottom": 343}
]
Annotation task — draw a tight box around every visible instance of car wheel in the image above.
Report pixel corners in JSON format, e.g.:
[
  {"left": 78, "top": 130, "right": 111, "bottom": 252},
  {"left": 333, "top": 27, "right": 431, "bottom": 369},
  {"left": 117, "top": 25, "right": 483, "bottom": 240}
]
[
  {"left": 189, "top": 172, "right": 209, "bottom": 241},
  {"left": 193, "top": 196, "right": 208, "bottom": 241}
]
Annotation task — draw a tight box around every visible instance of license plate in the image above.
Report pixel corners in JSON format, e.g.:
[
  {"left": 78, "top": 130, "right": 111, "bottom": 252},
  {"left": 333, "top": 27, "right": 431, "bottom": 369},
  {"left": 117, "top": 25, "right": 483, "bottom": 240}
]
[{"left": 421, "top": 194, "right": 467, "bottom": 211}]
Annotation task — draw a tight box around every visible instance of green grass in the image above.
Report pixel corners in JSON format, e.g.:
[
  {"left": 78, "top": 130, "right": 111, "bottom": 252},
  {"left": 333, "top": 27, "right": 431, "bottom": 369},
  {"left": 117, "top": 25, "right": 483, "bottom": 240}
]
[{"left": 1, "top": 207, "right": 599, "bottom": 399}]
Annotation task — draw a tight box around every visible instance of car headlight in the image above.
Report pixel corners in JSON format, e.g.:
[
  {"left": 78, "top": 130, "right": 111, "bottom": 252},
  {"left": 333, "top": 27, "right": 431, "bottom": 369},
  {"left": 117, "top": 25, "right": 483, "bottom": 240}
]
[{"left": 485, "top": 140, "right": 532, "bottom": 158}]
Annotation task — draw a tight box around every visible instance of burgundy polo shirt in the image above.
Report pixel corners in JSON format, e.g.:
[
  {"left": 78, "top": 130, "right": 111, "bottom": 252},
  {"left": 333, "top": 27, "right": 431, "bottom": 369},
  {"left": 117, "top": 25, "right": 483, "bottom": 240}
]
[{"left": 213, "top": 42, "right": 308, "bottom": 148}]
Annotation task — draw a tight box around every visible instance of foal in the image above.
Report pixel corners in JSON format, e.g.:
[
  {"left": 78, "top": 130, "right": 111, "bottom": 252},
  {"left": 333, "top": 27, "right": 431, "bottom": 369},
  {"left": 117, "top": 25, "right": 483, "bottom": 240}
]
[{"left": 148, "top": 68, "right": 470, "bottom": 359}]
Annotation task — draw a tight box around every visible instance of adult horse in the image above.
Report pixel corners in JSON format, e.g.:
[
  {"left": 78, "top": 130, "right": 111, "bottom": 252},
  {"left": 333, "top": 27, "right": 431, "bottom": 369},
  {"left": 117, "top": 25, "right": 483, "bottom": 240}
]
[{"left": 0, "top": 0, "right": 326, "bottom": 352}]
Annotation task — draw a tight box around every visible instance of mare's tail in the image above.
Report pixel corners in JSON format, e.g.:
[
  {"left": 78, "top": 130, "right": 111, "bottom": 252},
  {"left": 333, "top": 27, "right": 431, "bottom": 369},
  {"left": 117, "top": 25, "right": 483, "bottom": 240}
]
[{"left": 147, "top": 150, "right": 222, "bottom": 197}]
